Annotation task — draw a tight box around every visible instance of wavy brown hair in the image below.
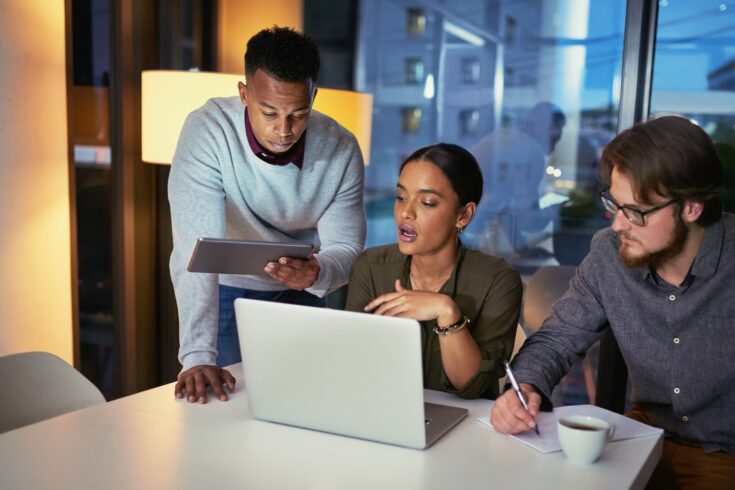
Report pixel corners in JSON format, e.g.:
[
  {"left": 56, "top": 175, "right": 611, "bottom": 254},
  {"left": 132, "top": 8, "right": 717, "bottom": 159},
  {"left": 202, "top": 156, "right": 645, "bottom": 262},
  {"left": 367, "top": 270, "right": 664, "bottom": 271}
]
[{"left": 601, "top": 115, "right": 723, "bottom": 226}]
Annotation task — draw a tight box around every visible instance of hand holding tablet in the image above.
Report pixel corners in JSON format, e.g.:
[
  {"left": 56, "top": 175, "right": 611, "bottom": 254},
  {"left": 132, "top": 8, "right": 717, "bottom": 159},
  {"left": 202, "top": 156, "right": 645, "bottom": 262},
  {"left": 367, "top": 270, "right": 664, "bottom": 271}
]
[
  {"left": 187, "top": 238, "right": 314, "bottom": 276},
  {"left": 264, "top": 256, "right": 321, "bottom": 290}
]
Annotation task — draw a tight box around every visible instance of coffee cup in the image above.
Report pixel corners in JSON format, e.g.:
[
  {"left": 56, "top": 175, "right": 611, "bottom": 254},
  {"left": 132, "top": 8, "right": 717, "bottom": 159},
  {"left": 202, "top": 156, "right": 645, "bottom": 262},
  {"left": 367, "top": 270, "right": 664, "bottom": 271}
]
[{"left": 557, "top": 415, "right": 615, "bottom": 464}]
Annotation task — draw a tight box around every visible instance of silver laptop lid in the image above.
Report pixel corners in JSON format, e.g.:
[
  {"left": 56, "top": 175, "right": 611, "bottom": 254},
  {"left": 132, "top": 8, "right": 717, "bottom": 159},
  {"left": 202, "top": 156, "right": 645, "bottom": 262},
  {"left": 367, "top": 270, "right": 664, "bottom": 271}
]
[{"left": 235, "top": 299, "right": 427, "bottom": 449}]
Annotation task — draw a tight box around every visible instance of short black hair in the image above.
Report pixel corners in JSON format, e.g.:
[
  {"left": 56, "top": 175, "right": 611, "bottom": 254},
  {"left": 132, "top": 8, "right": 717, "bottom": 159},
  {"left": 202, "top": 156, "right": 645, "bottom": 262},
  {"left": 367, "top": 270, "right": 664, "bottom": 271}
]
[
  {"left": 244, "top": 26, "right": 320, "bottom": 83},
  {"left": 400, "top": 143, "right": 483, "bottom": 207}
]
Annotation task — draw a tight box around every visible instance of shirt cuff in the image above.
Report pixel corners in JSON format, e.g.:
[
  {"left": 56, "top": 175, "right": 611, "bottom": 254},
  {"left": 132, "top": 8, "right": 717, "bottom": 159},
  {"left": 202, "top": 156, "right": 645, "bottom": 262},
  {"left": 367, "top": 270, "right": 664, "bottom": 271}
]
[{"left": 306, "top": 254, "right": 331, "bottom": 298}]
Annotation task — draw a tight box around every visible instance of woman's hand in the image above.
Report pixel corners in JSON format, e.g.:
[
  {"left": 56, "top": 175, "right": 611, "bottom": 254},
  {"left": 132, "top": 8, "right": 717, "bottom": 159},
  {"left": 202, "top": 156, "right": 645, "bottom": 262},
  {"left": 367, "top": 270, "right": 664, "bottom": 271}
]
[{"left": 364, "top": 279, "right": 461, "bottom": 326}]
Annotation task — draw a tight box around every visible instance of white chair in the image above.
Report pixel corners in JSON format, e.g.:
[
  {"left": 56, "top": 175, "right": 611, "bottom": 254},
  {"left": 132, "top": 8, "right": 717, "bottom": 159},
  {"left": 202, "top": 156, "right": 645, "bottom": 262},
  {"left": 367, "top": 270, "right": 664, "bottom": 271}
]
[{"left": 0, "top": 351, "right": 106, "bottom": 433}]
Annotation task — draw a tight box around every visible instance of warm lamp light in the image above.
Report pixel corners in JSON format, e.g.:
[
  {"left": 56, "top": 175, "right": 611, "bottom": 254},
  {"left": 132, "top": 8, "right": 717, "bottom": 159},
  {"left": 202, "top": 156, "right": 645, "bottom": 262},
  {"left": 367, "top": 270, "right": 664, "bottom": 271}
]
[{"left": 141, "top": 70, "right": 373, "bottom": 165}]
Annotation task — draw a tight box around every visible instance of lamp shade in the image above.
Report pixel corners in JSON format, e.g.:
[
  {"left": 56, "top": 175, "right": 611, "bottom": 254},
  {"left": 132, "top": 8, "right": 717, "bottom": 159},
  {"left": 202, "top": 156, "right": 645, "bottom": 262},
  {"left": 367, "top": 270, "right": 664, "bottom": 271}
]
[{"left": 141, "top": 70, "right": 372, "bottom": 165}]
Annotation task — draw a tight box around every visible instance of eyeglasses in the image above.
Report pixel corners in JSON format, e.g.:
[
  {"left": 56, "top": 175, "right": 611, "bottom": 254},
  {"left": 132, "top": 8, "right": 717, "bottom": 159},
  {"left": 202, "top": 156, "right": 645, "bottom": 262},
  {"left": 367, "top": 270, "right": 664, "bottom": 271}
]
[{"left": 599, "top": 190, "right": 678, "bottom": 226}]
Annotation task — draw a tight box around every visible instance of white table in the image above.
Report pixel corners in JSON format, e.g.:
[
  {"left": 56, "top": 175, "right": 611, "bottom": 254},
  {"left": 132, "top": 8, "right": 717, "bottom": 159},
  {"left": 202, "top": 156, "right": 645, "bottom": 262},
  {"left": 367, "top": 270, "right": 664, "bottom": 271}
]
[{"left": 0, "top": 363, "right": 661, "bottom": 489}]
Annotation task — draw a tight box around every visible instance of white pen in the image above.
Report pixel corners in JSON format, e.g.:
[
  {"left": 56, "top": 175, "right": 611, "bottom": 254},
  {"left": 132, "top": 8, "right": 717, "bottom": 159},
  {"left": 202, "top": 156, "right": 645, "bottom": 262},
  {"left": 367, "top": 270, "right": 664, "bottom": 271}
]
[{"left": 503, "top": 360, "right": 540, "bottom": 435}]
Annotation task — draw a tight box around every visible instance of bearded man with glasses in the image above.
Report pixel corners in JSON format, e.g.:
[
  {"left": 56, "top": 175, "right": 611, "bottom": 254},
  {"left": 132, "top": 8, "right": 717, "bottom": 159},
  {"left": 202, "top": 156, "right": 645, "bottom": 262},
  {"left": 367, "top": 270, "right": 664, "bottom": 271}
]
[{"left": 491, "top": 115, "right": 735, "bottom": 488}]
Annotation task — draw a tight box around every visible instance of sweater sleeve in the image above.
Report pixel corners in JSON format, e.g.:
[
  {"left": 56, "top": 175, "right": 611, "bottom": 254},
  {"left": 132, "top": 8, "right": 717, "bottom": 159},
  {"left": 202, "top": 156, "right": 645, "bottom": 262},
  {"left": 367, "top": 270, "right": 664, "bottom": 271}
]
[
  {"left": 307, "top": 134, "right": 367, "bottom": 297},
  {"left": 168, "top": 106, "right": 226, "bottom": 372},
  {"left": 441, "top": 263, "right": 522, "bottom": 399}
]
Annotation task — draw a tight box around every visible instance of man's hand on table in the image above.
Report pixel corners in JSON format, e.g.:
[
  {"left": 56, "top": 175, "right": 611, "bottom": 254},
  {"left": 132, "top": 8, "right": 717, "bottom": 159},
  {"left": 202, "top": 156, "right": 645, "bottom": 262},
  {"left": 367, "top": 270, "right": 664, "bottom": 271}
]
[
  {"left": 490, "top": 382, "right": 542, "bottom": 434},
  {"left": 174, "top": 365, "right": 236, "bottom": 404},
  {"left": 264, "top": 256, "right": 320, "bottom": 290}
]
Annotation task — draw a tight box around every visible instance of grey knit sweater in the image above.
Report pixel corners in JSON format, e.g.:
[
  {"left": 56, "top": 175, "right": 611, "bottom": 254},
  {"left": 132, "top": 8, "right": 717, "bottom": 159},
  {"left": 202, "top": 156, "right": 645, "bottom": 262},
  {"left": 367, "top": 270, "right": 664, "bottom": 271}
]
[{"left": 169, "top": 96, "right": 366, "bottom": 371}]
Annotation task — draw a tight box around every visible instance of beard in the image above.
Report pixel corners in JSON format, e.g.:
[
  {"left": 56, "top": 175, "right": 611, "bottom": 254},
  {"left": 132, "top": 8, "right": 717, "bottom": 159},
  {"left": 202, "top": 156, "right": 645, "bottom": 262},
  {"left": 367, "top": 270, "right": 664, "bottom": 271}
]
[{"left": 619, "top": 214, "right": 689, "bottom": 269}]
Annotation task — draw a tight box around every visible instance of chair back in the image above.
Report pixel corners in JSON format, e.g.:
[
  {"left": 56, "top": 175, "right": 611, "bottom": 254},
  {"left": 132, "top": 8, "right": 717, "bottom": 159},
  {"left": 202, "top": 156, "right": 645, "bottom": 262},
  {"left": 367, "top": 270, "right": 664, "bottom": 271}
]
[
  {"left": 522, "top": 265, "right": 576, "bottom": 334},
  {"left": 0, "top": 351, "right": 105, "bottom": 433}
]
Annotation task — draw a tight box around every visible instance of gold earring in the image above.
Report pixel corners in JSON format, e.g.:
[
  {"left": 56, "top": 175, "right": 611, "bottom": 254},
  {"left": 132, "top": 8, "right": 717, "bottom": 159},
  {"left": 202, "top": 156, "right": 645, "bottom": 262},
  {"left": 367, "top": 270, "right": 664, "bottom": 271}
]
[{"left": 457, "top": 224, "right": 464, "bottom": 233}]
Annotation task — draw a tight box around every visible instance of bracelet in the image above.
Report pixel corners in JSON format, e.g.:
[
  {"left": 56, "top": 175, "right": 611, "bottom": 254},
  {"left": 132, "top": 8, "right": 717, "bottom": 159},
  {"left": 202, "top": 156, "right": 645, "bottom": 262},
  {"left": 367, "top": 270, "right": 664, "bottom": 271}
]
[{"left": 433, "top": 315, "right": 470, "bottom": 336}]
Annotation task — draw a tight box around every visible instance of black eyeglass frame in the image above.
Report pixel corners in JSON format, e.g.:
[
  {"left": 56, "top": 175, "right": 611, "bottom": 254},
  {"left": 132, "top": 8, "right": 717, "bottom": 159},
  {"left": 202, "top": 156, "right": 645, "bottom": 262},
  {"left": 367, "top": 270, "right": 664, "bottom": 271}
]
[{"left": 599, "top": 190, "right": 678, "bottom": 226}]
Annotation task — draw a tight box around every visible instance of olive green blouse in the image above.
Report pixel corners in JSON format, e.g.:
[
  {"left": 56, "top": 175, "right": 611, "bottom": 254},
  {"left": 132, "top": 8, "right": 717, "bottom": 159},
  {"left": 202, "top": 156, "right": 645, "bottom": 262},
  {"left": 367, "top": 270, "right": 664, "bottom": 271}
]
[{"left": 345, "top": 244, "right": 522, "bottom": 399}]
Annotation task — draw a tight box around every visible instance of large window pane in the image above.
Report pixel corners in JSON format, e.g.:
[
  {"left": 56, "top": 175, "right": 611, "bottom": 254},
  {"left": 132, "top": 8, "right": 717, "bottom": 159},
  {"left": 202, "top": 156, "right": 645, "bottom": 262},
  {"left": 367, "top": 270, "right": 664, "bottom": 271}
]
[
  {"left": 651, "top": 1, "right": 735, "bottom": 214},
  {"left": 357, "top": 0, "right": 627, "bottom": 405},
  {"left": 70, "top": 0, "right": 217, "bottom": 398},
  {"left": 71, "top": 0, "right": 114, "bottom": 400},
  {"left": 358, "top": 1, "right": 625, "bottom": 266}
]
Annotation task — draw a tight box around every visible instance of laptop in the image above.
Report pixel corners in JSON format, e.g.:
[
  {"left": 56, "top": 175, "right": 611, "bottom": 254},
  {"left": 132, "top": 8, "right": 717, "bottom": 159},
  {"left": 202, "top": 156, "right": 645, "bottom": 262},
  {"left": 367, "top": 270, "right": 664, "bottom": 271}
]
[{"left": 234, "top": 299, "right": 468, "bottom": 449}]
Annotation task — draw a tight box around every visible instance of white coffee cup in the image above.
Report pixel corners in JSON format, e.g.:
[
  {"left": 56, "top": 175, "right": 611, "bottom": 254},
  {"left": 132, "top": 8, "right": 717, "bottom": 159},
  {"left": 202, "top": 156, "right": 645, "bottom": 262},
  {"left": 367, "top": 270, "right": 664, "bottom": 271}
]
[{"left": 557, "top": 415, "right": 615, "bottom": 464}]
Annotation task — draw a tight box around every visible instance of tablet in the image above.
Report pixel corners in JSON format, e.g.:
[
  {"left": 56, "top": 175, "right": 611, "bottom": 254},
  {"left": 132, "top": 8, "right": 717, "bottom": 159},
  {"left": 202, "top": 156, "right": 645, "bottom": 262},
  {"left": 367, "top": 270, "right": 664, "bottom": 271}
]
[{"left": 187, "top": 238, "right": 314, "bottom": 276}]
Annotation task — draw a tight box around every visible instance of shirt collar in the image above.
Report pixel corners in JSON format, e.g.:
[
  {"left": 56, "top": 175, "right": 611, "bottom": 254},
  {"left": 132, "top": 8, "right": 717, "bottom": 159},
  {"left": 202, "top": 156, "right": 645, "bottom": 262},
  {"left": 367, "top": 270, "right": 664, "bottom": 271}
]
[
  {"left": 244, "top": 107, "right": 306, "bottom": 169},
  {"left": 636, "top": 217, "right": 725, "bottom": 284},
  {"left": 689, "top": 216, "right": 724, "bottom": 280}
]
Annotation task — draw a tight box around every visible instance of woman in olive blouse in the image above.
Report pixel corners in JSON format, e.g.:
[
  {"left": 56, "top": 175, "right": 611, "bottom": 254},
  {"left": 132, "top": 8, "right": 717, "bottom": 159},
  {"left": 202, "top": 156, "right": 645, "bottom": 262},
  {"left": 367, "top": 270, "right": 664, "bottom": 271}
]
[{"left": 345, "top": 143, "right": 522, "bottom": 399}]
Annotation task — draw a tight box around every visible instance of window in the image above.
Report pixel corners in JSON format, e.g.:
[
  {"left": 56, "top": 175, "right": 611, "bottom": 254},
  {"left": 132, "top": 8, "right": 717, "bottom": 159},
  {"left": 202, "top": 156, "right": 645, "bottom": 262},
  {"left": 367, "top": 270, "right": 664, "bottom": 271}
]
[
  {"left": 404, "top": 57, "right": 425, "bottom": 85},
  {"left": 402, "top": 107, "right": 423, "bottom": 133},
  {"left": 406, "top": 8, "right": 426, "bottom": 37},
  {"left": 71, "top": 0, "right": 114, "bottom": 399},
  {"left": 459, "top": 109, "right": 480, "bottom": 137},
  {"left": 461, "top": 57, "right": 481, "bottom": 84},
  {"left": 358, "top": 0, "right": 628, "bottom": 406},
  {"left": 650, "top": 0, "right": 735, "bottom": 214}
]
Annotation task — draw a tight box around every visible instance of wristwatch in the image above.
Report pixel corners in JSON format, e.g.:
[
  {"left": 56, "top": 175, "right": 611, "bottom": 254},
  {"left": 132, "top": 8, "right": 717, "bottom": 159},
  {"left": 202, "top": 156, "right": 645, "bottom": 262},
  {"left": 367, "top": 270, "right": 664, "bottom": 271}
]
[{"left": 433, "top": 315, "right": 470, "bottom": 336}]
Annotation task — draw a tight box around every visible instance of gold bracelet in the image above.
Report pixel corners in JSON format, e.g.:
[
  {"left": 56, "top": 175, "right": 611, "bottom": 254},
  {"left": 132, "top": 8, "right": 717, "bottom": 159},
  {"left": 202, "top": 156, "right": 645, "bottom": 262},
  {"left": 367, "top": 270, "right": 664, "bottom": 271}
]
[{"left": 433, "top": 316, "right": 470, "bottom": 336}]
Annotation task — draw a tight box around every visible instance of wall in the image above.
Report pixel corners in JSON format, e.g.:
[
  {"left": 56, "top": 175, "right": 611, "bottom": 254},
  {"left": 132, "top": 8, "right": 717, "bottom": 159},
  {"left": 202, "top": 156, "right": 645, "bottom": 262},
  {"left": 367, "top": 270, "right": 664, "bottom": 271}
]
[
  {"left": 217, "top": 0, "right": 303, "bottom": 74},
  {"left": 0, "top": 1, "right": 73, "bottom": 362}
]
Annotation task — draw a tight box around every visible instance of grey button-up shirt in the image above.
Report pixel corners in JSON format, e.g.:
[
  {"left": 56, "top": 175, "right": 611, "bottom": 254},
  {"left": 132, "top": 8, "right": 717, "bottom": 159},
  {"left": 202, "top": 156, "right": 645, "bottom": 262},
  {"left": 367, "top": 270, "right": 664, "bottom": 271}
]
[{"left": 512, "top": 213, "right": 735, "bottom": 453}]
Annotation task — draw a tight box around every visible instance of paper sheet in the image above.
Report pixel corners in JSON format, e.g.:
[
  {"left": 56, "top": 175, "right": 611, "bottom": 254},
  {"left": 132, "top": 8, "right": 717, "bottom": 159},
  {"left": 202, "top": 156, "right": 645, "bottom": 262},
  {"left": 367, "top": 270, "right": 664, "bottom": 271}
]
[{"left": 476, "top": 404, "right": 663, "bottom": 454}]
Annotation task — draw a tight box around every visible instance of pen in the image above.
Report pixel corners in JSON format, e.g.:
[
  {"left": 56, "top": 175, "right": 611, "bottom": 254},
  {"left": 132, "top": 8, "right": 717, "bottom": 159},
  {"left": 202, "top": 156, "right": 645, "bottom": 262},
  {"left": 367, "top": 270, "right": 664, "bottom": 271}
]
[{"left": 503, "top": 360, "right": 540, "bottom": 436}]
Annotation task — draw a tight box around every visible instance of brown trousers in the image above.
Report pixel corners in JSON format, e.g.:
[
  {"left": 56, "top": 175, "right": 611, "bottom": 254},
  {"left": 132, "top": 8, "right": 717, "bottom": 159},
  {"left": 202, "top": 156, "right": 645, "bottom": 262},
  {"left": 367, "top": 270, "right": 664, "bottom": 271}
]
[{"left": 626, "top": 406, "right": 735, "bottom": 489}]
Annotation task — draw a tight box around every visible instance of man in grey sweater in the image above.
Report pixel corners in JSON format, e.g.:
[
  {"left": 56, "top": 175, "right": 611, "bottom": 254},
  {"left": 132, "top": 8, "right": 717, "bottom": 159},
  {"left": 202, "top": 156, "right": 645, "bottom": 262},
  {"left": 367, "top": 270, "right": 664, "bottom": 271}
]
[
  {"left": 491, "top": 116, "right": 734, "bottom": 487},
  {"left": 169, "top": 27, "right": 366, "bottom": 404}
]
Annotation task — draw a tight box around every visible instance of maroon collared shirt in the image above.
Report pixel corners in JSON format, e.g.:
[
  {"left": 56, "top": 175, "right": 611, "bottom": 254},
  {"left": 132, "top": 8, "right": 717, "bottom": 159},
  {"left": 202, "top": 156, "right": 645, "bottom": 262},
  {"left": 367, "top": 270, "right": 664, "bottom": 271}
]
[{"left": 244, "top": 107, "right": 306, "bottom": 169}]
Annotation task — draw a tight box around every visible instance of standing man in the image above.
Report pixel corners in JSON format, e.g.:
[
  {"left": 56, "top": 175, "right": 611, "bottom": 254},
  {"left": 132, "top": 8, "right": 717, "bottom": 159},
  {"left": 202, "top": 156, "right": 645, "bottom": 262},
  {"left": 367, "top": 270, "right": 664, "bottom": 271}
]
[
  {"left": 169, "top": 27, "right": 366, "bottom": 404},
  {"left": 491, "top": 116, "right": 735, "bottom": 487}
]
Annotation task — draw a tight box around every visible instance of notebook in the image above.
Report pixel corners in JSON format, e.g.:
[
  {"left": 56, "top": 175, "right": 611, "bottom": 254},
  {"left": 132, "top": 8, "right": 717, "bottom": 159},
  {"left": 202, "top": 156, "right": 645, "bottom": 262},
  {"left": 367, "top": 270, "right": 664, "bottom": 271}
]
[
  {"left": 235, "top": 299, "right": 468, "bottom": 449},
  {"left": 477, "top": 403, "right": 663, "bottom": 454}
]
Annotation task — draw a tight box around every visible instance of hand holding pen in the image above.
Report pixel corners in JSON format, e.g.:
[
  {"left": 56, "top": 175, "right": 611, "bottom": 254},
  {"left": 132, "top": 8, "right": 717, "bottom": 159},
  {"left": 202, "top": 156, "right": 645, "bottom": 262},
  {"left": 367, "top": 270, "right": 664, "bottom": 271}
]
[{"left": 501, "top": 361, "right": 540, "bottom": 435}]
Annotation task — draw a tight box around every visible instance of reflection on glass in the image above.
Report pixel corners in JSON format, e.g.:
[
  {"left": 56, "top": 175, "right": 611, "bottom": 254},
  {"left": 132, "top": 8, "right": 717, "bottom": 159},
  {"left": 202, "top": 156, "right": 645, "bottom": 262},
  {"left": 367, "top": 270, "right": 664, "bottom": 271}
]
[
  {"left": 402, "top": 107, "right": 422, "bottom": 134},
  {"left": 461, "top": 57, "right": 480, "bottom": 84},
  {"left": 404, "top": 57, "right": 424, "bottom": 85},
  {"left": 358, "top": 0, "right": 628, "bottom": 406},
  {"left": 359, "top": 1, "right": 625, "bottom": 265},
  {"left": 406, "top": 8, "right": 426, "bottom": 37},
  {"left": 470, "top": 102, "right": 568, "bottom": 257},
  {"left": 651, "top": 0, "right": 735, "bottom": 214},
  {"left": 459, "top": 109, "right": 480, "bottom": 137},
  {"left": 504, "top": 15, "right": 517, "bottom": 46}
]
